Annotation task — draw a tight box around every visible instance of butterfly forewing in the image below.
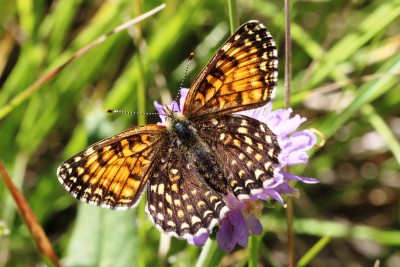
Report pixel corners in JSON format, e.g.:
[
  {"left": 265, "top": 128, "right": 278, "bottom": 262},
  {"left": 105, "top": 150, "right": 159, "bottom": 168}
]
[
  {"left": 183, "top": 20, "right": 278, "bottom": 117},
  {"left": 57, "top": 125, "right": 167, "bottom": 209}
]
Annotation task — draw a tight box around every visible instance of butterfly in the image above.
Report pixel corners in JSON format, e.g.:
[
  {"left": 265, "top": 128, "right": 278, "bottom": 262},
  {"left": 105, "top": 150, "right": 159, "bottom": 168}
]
[{"left": 57, "top": 20, "right": 280, "bottom": 240}]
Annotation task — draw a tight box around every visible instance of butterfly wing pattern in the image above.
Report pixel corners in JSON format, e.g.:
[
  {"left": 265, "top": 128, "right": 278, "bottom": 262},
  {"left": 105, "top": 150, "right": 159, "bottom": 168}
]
[
  {"left": 183, "top": 20, "right": 277, "bottom": 117},
  {"left": 57, "top": 20, "right": 280, "bottom": 240},
  {"left": 57, "top": 125, "right": 169, "bottom": 209},
  {"left": 146, "top": 144, "right": 228, "bottom": 239},
  {"left": 195, "top": 114, "right": 280, "bottom": 199}
]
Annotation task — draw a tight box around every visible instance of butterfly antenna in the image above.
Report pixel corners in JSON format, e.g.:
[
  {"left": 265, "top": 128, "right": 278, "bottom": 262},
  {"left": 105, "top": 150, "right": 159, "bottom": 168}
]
[
  {"left": 171, "top": 52, "right": 194, "bottom": 112},
  {"left": 105, "top": 109, "right": 159, "bottom": 116}
]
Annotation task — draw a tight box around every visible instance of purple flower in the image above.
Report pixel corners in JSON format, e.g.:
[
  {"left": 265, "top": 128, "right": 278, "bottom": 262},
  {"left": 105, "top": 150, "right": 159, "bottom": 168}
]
[
  {"left": 154, "top": 89, "right": 318, "bottom": 251},
  {"left": 154, "top": 89, "right": 188, "bottom": 125}
]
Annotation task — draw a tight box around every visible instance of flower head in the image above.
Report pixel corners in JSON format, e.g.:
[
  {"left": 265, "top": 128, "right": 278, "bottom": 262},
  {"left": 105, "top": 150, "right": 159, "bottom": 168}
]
[
  {"left": 216, "top": 105, "right": 318, "bottom": 251},
  {"left": 154, "top": 89, "right": 318, "bottom": 251}
]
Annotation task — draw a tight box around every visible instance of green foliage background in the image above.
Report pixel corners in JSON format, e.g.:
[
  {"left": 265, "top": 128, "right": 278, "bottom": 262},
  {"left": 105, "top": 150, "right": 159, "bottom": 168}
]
[{"left": 0, "top": 0, "right": 399, "bottom": 266}]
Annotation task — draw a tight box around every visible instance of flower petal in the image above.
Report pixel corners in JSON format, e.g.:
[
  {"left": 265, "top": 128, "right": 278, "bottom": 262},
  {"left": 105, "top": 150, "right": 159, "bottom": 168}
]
[
  {"left": 154, "top": 100, "right": 167, "bottom": 125},
  {"left": 187, "top": 231, "right": 209, "bottom": 246},
  {"left": 179, "top": 88, "right": 189, "bottom": 111},
  {"left": 281, "top": 171, "right": 319, "bottom": 184},
  {"left": 216, "top": 216, "right": 238, "bottom": 252},
  {"left": 279, "top": 130, "right": 317, "bottom": 166},
  {"left": 243, "top": 213, "right": 263, "bottom": 235}
]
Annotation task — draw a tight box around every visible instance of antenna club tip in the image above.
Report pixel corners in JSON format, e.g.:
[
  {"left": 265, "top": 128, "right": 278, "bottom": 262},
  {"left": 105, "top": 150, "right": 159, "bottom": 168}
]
[
  {"left": 189, "top": 52, "right": 195, "bottom": 59},
  {"left": 105, "top": 109, "right": 113, "bottom": 113}
]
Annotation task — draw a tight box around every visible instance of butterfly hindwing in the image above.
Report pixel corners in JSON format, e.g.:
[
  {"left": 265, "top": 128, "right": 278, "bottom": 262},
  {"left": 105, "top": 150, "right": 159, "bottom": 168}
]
[
  {"left": 195, "top": 114, "right": 281, "bottom": 199},
  {"left": 57, "top": 125, "right": 168, "bottom": 209},
  {"left": 146, "top": 144, "right": 228, "bottom": 238},
  {"left": 183, "top": 20, "right": 278, "bottom": 117}
]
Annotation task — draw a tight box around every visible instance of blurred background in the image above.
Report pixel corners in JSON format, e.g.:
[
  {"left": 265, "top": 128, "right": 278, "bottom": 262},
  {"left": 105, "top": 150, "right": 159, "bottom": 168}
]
[{"left": 0, "top": 0, "right": 399, "bottom": 266}]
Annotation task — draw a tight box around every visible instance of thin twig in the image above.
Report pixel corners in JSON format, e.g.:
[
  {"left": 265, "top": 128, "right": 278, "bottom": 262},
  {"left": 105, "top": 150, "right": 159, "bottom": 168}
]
[
  {"left": 284, "top": 1, "right": 294, "bottom": 267},
  {"left": 0, "top": 161, "right": 60, "bottom": 267},
  {"left": 284, "top": 0, "right": 292, "bottom": 109}
]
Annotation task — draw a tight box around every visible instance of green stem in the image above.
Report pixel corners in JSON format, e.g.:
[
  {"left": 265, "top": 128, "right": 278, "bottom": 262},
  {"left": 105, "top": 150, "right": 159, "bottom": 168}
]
[
  {"left": 228, "top": 0, "right": 239, "bottom": 34},
  {"left": 196, "top": 239, "right": 225, "bottom": 267},
  {"left": 296, "top": 236, "right": 331, "bottom": 267},
  {"left": 248, "top": 235, "right": 260, "bottom": 267}
]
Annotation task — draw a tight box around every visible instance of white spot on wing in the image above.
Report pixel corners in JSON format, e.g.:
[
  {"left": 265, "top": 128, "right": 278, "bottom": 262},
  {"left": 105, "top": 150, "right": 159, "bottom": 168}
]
[{"left": 255, "top": 169, "right": 263, "bottom": 179}]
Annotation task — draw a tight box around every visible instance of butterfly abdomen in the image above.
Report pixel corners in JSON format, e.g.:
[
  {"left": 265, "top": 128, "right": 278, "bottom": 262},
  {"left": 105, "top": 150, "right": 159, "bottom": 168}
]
[{"left": 187, "top": 145, "right": 228, "bottom": 194}]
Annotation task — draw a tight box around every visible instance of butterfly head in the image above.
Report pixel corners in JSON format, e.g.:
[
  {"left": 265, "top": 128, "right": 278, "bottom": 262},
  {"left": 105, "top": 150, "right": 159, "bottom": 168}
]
[
  {"left": 161, "top": 105, "right": 196, "bottom": 144},
  {"left": 161, "top": 104, "right": 184, "bottom": 124}
]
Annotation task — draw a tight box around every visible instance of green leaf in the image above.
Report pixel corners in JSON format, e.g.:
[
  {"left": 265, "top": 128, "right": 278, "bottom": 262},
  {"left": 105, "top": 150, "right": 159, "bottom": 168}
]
[{"left": 63, "top": 204, "right": 139, "bottom": 267}]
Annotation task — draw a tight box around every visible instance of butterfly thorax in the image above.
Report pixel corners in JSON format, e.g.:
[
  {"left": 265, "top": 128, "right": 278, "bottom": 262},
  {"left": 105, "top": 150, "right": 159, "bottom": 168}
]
[
  {"left": 166, "top": 111, "right": 228, "bottom": 195},
  {"left": 166, "top": 112, "right": 197, "bottom": 146}
]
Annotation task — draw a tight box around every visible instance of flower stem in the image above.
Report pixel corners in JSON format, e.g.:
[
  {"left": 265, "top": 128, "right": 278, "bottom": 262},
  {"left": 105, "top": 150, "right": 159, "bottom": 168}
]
[
  {"left": 196, "top": 239, "right": 225, "bottom": 267},
  {"left": 284, "top": 0, "right": 294, "bottom": 266},
  {"left": 248, "top": 235, "right": 260, "bottom": 267}
]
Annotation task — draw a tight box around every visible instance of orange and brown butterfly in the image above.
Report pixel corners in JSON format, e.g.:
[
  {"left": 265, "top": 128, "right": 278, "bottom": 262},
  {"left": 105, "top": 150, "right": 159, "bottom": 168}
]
[{"left": 57, "top": 20, "right": 280, "bottom": 240}]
